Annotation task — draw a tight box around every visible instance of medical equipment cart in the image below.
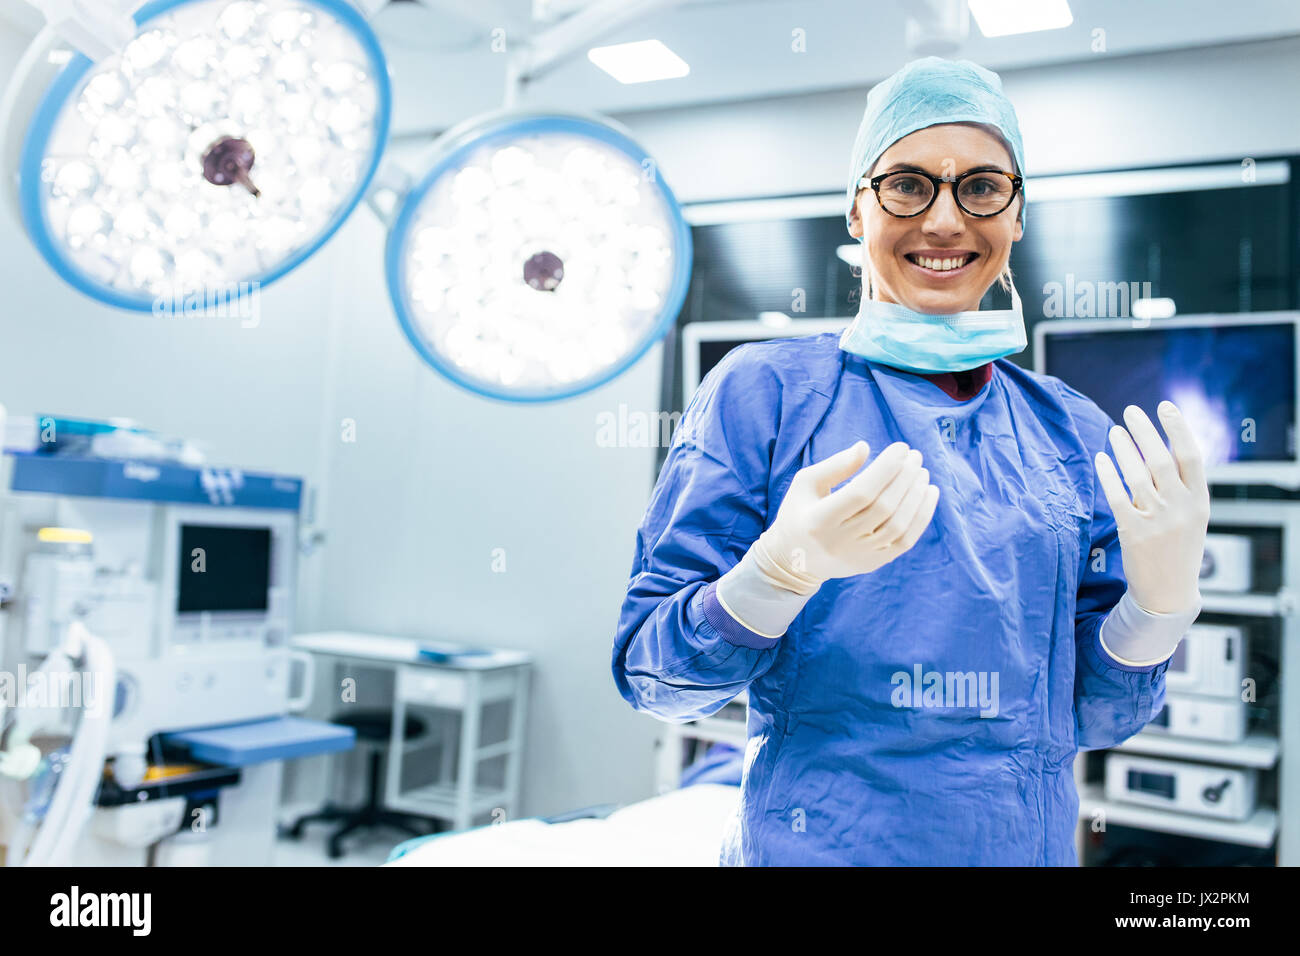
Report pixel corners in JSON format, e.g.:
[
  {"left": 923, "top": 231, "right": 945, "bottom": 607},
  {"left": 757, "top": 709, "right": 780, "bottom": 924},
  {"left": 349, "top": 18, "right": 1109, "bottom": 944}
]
[
  {"left": 1075, "top": 498, "right": 1297, "bottom": 865},
  {"left": 290, "top": 632, "right": 532, "bottom": 832}
]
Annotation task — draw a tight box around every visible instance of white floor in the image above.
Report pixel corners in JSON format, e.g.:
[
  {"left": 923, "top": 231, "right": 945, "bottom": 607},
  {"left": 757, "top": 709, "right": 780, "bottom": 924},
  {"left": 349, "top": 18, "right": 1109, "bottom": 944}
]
[{"left": 272, "top": 800, "right": 425, "bottom": 867}]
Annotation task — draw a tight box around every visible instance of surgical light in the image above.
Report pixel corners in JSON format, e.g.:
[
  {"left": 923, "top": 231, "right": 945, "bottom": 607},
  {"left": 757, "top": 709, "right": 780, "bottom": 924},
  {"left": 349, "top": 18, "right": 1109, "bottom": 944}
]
[
  {"left": 968, "top": 0, "right": 1073, "bottom": 38},
  {"left": 8, "top": 0, "right": 391, "bottom": 310},
  {"left": 587, "top": 39, "right": 690, "bottom": 85},
  {"left": 385, "top": 112, "right": 692, "bottom": 402}
]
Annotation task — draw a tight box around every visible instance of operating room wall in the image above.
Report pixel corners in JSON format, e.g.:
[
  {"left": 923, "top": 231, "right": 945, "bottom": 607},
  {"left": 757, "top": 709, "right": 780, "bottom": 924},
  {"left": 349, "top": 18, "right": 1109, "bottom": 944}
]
[{"left": 612, "top": 37, "right": 1300, "bottom": 203}]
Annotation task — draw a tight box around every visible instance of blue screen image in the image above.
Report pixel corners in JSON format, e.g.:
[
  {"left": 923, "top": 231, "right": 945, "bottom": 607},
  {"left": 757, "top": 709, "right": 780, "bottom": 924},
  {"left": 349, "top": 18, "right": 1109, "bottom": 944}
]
[{"left": 1043, "top": 321, "right": 1296, "bottom": 464}]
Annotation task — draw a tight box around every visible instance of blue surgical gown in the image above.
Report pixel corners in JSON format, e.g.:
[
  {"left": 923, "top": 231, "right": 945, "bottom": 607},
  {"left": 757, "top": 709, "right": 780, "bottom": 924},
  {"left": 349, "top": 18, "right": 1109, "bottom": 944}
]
[{"left": 612, "top": 332, "right": 1169, "bottom": 866}]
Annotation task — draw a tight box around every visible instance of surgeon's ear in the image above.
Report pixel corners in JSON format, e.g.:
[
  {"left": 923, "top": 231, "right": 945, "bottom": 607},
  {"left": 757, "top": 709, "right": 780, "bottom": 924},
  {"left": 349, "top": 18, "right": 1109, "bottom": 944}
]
[
  {"left": 1012, "top": 207, "right": 1024, "bottom": 241},
  {"left": 848, "top": 193, "right": 865, "bottom": 238}
]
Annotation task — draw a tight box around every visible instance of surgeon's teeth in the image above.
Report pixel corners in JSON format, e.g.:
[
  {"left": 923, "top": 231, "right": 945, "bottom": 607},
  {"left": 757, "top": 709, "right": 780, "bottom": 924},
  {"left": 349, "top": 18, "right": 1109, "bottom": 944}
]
[{"left": 914, "top": 255, "right": 972, "bottom": 271}]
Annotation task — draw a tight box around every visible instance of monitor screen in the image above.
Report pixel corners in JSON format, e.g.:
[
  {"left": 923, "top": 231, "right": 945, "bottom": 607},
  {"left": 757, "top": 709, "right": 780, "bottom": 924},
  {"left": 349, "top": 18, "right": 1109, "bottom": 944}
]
[
  {"left": 699, "top": 336, "right": 766, "bottom": 382},
  {"left": 177, "top": 524, "right": 272, "bottom": 613},
  {"left": 681, "top": 319, "right": 849, "bottom": 408},
  {"left": 1042, "top": 320, "right": 1296, "bottom": 466}
]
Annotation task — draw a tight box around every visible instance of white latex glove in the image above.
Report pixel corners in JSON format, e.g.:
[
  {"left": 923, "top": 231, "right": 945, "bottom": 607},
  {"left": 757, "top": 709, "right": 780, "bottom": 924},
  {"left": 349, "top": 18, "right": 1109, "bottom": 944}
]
[
  {"left": 751, "top": 440, "right": 940, "bottom": 596},
  {"left": 1095, "top": 402, "right": 1211, "bottom": 616}
]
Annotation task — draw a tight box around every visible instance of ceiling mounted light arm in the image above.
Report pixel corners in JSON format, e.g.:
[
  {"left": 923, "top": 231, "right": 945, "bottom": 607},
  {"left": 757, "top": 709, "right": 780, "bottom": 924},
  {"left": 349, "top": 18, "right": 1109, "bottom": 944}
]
[
  {"left": 363, "top": 159, "right": 412, "bottom": 228},
  {"left": 16, "top": 0, "right": 390, "bottom": 64},
  {"left": 0, "top": 27, "right": 64, "bottom": 226},
  {"left": 21, "top": 0, "right": 139, "bottom": 62},
  {"left": 344, "top": 0, "right": 390, "bottom": 16},
  {"left": 504, "top": 0, "right": 682, "bottom": 105},
  {"left": 413, "top": 0, "right": 529, "bottom": 36},
  {"left": 897, "top": 0, "right": 970, "bottom": 57}
]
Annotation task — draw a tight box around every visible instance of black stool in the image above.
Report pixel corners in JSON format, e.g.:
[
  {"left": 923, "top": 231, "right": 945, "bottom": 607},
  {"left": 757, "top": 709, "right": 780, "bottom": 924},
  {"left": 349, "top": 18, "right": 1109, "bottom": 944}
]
[{"left": 284, "top": 710, "right": 439, "bottom": 859}]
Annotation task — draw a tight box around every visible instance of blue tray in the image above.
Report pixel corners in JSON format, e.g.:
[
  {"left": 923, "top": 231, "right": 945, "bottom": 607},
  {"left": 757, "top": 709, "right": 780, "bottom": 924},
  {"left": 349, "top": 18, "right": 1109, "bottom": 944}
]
[{"left": 164, "top": 717, "right": 355, "bottom": 767}]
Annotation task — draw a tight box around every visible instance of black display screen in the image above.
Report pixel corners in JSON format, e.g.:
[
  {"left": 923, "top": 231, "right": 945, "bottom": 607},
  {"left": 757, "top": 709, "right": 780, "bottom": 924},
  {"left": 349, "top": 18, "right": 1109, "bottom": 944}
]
[
  {"left": 177, "top": 524, "right": 271, "bottom": 613},
  {"left": 699, "top": 337, "right": 767, "bottom": 384},
  {"left": 1128, "top": 769, "right": 1176, "bottom": 800}
]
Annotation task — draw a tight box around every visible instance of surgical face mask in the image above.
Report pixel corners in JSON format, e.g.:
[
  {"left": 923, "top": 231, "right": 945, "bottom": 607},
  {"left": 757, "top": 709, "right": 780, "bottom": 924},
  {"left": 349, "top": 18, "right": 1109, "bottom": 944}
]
[{"left": 839, "top": 277, "right": 1027, "bottom": 374}]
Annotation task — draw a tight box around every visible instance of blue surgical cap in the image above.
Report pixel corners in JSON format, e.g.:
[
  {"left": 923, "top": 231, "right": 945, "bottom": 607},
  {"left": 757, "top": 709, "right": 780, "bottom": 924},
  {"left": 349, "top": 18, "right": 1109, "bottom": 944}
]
[{"left": 846, "top": 57, "right": 1026, "bottom": 235}]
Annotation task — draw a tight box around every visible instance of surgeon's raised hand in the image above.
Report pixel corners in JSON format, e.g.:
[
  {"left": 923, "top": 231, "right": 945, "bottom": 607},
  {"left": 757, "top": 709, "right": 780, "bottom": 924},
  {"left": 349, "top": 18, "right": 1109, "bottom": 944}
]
[
  {"left": 1095, "top": 402, "right": 1211, "bottom": 615},
  {"left": 754, "top": 441, "right": 941, "bottom": 596}
]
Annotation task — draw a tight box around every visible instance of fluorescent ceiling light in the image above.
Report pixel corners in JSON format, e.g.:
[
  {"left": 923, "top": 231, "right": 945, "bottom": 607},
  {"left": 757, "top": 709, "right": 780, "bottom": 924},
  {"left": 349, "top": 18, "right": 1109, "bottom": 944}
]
[
  {"left": 588, "top": 39, "right": 689, "bottom": 84},
  {"left": 969, "top": 0, "right": 1072, "bottom": 38},
  {"left": 1031, "top": 162, "right": 1289, "bottom": 201},
  {"left": 1132, "top": 298, "right": 1177, "bottom": 321},
  {"left": 683, "top": 194, "right": 844, "bottom": 225},
  {"left": 836, "top": 244, "right": 861, "bottom": 267}
]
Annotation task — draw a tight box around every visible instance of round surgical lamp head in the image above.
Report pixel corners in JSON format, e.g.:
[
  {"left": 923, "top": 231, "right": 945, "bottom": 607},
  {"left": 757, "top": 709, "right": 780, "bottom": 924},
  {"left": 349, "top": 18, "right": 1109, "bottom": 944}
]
[
  {"left": 7, "top": 0, "right": 391, "bottom": 311},
  {"left": 384, "top": 112, "right": 693, "bottom": 402}
]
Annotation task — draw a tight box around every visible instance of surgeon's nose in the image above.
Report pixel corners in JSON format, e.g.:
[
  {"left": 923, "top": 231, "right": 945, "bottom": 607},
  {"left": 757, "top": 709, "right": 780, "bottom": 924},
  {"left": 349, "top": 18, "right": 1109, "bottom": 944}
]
[{"left": 921, "top": 184, "right": 965, "bottom": 236}]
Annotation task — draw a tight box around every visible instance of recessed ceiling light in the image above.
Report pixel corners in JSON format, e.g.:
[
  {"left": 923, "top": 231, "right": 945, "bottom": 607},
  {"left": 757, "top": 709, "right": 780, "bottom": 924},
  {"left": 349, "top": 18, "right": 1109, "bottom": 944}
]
[
  {"left": 969, "top": 0, "right": 1072, "bottom": 38},
  {"left": 587, "top": 39, "right": 689, "bottom": 84},
  {"left": 1132, "top": 298, "right": 1177, "bottom": 321}
]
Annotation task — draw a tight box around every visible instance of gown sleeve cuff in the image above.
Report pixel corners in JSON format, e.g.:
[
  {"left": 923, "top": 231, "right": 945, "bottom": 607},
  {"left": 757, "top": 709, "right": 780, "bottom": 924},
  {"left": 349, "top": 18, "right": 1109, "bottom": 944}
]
[
  {"left": 702, "top": 581, "right": 786, "bottom": 649},
  {"left": 1095, "top": 590, "right": 1200, "bottom": 672},
  {"left": 709, "top": 541, "right": 820, "bottom": 644}
]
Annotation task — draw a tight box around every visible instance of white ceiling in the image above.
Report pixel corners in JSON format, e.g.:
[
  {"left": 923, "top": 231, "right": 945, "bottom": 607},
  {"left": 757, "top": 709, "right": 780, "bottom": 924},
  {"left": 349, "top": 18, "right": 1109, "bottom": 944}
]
[
  {"left": 372, "top": 0, "right": 1300, "bottom": 134},
  {"left": 2, "top": 0, "right": 1298, "bottom": 135}
]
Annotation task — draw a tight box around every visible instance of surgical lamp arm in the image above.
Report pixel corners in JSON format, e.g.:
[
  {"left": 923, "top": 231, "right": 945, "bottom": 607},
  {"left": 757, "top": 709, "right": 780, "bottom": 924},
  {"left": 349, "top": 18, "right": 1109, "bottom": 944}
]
[
  {"left": 348, "top": 0, "right": 391, "bottom": 17},
  {"left": 22, "top": 0, "right": 136, "bottom": 62},
  {"left": 504, "top": 0, "right": 683, "bottom": 105},
  {"left": 23, "top": 0, "right": 390, "bottom": 62}
]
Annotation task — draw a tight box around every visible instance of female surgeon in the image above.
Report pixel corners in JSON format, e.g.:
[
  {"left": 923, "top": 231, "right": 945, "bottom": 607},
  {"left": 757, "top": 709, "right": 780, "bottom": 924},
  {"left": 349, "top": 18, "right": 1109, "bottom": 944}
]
[{"left": 611, "top": 58, "right": 1211, "bottom": 866}]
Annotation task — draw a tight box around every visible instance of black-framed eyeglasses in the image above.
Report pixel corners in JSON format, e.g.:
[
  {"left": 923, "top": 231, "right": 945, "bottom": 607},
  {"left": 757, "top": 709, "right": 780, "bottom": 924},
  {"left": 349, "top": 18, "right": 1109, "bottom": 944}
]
[{"left": 860, "top": 169, "right": 1023, "bottom": 219}]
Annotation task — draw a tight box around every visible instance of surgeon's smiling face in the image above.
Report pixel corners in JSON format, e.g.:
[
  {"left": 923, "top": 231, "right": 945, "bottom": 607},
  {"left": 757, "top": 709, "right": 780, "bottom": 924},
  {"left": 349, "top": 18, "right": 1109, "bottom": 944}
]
[{"left": 848, "top": 123, "right": 1023, "bottom": 315}]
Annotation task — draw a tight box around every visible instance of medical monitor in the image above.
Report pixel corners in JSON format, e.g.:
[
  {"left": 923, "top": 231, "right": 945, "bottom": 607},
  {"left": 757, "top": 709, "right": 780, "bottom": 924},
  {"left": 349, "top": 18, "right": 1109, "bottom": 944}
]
[
  {"left": 176, "top": 524, "right": 272, "bottom": 613},
  {"left": 681, "top": 319, "right": 850, "bottom": 408},
  {"left": 1035, "top": 313, "right": 1299, "bottom": 488}
]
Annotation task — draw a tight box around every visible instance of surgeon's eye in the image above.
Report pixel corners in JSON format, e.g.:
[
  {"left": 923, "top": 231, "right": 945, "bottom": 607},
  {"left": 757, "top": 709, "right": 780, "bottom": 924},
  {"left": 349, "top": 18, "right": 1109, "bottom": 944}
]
[
  {"left": 957, "top": 174, "right": 1015, "bottom": 214},
  {"left": 882, "top": 173, "right": 929, "bottom": 196}
]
